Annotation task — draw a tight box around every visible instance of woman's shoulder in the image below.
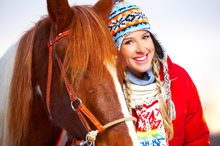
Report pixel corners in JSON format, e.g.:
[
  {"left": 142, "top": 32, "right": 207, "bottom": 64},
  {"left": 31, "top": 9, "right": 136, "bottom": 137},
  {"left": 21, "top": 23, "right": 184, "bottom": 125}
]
[
  {"left": 172, "top": 63, "right": 194, "bottom": 84},
  {"left": 160, "top": 56, "right": 192, "bottom": 82},
  {"left": 172, "top": 63, "right": 190, "bottom": 78},
  {"left": 167, "top": 57, "right": 197, "bottom": 94}
]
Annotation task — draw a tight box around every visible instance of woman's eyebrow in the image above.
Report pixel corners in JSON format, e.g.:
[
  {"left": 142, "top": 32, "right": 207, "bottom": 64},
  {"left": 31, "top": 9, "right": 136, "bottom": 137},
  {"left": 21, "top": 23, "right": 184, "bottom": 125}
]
[
  {"left": 143, "top": 32, "right": 150, "bottom": 35},
  {"left": 123, "top": 37, "right": 133, "bottom": 41}
]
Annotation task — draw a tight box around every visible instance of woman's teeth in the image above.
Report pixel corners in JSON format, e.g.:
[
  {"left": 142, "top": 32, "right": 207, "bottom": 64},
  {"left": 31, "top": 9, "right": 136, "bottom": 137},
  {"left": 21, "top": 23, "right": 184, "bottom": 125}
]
[{"left": 135, "top": 55, "right": 147, "bottom": 61}]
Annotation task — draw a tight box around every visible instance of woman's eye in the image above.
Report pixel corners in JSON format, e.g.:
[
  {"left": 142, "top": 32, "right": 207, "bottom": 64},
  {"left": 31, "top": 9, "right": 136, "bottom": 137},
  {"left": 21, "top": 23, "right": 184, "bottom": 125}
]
[
  {"left": 143, "top": 35, "right": 150, "bottom": 39},
  {"left": 125, "top": 40, "right": 133, "bottom": 45}
]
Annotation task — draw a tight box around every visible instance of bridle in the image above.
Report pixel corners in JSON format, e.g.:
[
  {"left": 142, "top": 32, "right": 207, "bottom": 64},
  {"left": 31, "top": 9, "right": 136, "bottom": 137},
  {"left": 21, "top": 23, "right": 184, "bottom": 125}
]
[{"left": 46, "top": 27, "right": 137, "bottom": 146}]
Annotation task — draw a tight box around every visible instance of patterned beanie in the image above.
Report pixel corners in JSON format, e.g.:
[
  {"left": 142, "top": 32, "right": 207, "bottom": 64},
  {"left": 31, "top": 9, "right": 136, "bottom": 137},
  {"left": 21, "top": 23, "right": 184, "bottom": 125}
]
[{"left": 108, "top": 0, "right": 176, "bottom": 122}]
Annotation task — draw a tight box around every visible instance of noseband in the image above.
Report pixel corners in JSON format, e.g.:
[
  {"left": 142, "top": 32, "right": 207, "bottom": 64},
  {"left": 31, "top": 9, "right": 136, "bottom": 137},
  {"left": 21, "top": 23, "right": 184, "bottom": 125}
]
[{"left": 46, "top": 27, "right": 137, "bottom": 145}]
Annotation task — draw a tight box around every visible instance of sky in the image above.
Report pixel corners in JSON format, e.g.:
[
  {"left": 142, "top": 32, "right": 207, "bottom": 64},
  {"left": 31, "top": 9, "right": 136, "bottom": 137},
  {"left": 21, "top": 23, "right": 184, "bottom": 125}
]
[{"left": 1, "top": 0, "right": 220, "bottom": 136}]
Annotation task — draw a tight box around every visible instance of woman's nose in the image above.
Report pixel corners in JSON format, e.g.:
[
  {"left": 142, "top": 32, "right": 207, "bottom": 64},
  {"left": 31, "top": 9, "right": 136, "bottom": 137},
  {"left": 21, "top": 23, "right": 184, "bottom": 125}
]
[{"left": 136, "top": 42, "right": 145, "bottom": 53}]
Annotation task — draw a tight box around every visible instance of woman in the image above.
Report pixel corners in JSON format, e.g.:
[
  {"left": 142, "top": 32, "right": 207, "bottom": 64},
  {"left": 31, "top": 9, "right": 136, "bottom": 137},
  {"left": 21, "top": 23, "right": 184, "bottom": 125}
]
[{"left": 108, "top": 0, "right": 210, "bottom": 145}]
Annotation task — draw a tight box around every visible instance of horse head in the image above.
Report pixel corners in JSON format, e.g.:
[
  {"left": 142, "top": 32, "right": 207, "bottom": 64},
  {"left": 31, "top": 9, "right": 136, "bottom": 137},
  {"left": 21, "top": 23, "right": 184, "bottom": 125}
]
[{"left": 4, "top": 0, "right": 140, "bottom": 145}]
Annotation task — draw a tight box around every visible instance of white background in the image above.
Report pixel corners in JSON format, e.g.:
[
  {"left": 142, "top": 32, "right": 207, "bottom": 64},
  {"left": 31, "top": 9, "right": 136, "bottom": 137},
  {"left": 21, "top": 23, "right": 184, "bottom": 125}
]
[{"left": 1, "top": 0, "right": 220, "bottom": 140}]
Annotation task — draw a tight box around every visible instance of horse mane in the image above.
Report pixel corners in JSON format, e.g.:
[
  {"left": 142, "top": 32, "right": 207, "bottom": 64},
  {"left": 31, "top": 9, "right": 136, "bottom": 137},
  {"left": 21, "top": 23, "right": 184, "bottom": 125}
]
[
  {"left": 7, "top": 18, "right": 45, "bottom": 146},
  {"left": 63, "top": 5, "right": 118, "bottom": 88},
  {"left": 6, "top": 5, "right": 118, "bottom": 146}
]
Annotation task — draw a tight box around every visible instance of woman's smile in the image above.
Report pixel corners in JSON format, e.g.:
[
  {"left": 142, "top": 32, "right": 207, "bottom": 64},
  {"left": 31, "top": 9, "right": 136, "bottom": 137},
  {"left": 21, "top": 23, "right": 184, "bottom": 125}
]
[{"left": 133, "top": 53, "right": 148, "bottom": 62}]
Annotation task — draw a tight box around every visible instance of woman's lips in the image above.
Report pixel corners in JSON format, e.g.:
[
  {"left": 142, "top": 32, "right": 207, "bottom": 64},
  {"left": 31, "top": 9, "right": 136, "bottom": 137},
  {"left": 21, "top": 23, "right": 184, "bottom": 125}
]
[
  {"left": 134, "top": 55, "right": 147, "bottom": 61},
  {"left": 133, "top": 54, "right": 148, "bottom": 63}
]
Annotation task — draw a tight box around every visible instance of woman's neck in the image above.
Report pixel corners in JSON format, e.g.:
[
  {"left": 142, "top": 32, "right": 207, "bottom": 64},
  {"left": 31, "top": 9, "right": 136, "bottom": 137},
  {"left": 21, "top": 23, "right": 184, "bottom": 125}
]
[
  {"left": 127, "top": 68, "right": 144, "bottom": 79},
  {"left": 126, "top": 65, "right": 155, "bottom": 86}
]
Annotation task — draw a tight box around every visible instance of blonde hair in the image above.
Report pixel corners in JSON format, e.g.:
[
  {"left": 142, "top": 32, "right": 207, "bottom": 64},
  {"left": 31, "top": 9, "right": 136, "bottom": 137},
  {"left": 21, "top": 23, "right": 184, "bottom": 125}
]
[
  {"left": 152, "top": 55, "right": 174, "bottom": 140},
  {"left": 123, "top": 71, "right": 132, "bottom": 114},
  {"left": 123, "top": 55, "right": 173, "bottom": 140}
]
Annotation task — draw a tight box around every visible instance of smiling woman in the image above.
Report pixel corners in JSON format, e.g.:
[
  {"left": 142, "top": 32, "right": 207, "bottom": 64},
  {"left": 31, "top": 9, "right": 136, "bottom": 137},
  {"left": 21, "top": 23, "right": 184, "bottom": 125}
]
[{"left": 108, "top": 0, "right": 210, "bottom": 145}]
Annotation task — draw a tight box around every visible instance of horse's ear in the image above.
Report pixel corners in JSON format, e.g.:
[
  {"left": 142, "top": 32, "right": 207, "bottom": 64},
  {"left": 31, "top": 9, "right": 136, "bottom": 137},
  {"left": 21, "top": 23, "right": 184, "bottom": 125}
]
[
  {"left": 93, "top": 0, "right": 114, "bottom": 24},
  {"left": 47, "top": 0, "right": 72, "bottom": 33}
]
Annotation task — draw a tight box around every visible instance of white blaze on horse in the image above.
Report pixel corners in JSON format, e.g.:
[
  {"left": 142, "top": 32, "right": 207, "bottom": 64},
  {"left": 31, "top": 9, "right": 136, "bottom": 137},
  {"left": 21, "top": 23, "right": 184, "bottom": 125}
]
[{"left": 0, "top": 0, "right": 140, "bottom": 145}]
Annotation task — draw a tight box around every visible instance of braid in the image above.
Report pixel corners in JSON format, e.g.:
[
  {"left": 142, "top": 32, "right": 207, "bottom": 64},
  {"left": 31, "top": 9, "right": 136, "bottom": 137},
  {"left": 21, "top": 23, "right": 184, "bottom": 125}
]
[
  {"left": 152, "top": 55, "right": 174, "bottom": 140},
  {"left": 123, "top": 71, "right": 132, "bottom": 114}
]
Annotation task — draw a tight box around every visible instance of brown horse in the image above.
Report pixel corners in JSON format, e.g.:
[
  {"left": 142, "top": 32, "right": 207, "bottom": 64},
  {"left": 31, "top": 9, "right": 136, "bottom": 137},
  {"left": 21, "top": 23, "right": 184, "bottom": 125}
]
[{"left": 0, "top": 0, "right": 140, "bottom": 145}]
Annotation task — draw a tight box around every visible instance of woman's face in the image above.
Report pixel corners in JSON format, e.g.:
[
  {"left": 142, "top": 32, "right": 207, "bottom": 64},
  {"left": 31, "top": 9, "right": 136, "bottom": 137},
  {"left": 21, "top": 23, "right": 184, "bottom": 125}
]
[{"left": 121, "top": 30, "right": 155, "bottom": 79}]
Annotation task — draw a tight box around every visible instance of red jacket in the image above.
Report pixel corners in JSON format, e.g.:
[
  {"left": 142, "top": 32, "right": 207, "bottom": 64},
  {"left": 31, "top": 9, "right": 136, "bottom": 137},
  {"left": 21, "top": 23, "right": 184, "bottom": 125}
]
[{"left": 159, "top": 56, "right": 210, "bottom": 145}]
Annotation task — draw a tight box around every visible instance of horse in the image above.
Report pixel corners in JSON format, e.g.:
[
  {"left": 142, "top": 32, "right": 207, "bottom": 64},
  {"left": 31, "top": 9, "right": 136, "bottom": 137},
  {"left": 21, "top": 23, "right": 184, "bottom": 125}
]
[{"left": 0, "top": 0, "right": 141, "bottom": 145}]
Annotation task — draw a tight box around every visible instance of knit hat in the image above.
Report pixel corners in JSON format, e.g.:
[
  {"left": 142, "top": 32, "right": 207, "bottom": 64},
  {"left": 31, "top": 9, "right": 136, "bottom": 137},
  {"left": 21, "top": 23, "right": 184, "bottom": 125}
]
[{"left": 108, "top": 0, "right": 176, "bottom": 122}]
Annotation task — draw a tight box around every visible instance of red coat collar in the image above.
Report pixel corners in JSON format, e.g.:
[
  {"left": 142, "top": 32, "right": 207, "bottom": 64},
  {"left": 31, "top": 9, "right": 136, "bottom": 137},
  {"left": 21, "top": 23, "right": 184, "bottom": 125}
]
[{"left": 159, "top": 56, "right": 177, "bottom": 81}]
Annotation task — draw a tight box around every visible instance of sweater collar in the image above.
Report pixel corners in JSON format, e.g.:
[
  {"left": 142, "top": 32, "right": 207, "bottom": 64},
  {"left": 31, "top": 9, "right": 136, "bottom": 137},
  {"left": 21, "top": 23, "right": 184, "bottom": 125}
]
[{"left": 126, "top": 64, "right": 155, "bottom": 85}]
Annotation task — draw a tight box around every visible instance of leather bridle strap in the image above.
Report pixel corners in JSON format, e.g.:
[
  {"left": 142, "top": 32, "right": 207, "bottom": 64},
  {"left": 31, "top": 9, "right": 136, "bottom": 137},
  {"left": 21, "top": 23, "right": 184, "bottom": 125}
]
[
  {"left": 46, "top": 28, "right": 105, "bottom": 133},
  {"left": 46, "top": 30, "right": 70, "bottom": 115},
  {"left": 53, "top": 44, "right": 105, "bottom": 132}
]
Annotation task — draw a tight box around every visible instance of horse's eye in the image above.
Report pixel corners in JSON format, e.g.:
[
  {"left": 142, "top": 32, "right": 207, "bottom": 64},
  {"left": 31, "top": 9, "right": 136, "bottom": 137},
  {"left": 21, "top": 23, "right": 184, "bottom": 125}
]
[{"left": 83, "top": 71, "right": 87, "bottom": 78}]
